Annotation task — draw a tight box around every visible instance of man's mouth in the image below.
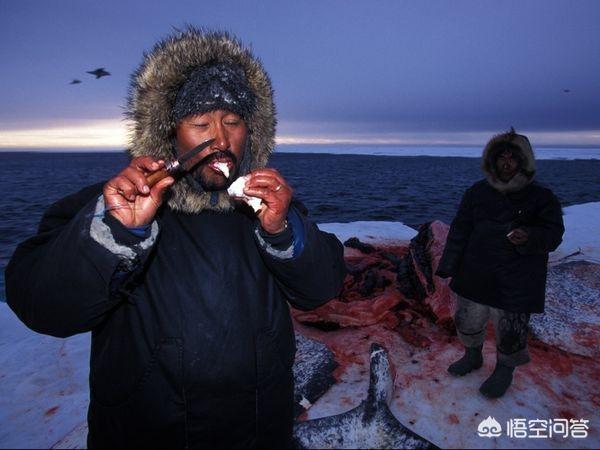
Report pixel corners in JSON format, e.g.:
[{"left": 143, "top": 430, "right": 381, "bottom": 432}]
[
  {"left": 208, "top": 158, "right": 233, "bottom": 179},
  {"left": 185, "top": 149, "right": 236, "bottom": 175}
]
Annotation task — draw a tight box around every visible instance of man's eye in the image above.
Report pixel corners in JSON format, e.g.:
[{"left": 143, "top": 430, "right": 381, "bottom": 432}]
[{"left": 193, "top": 123, "right": 209, "bottom": 128}]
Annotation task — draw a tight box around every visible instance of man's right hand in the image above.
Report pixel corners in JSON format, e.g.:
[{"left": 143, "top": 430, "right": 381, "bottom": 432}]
[
  {"left": 507, "top": 228, "right": 529, "bottom": 246},
  {"left": 103, "top": 156, "right": 175, "bottom": 228}
]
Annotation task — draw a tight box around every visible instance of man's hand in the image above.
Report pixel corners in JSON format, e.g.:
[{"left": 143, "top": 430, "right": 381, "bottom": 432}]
[
  {"left": 243, "top": 168, "right": 292, "bottom": 234},
  {"left": 507, "top": 228, "right": 529, "bottom": 246},
  {"left": 103, "top": 156, "right": 175, "bottom": 228}
]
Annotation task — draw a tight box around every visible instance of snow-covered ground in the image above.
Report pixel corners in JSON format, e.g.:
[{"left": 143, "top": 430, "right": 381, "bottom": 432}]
[
  {"left": 549, "top": 202, "right": 600, "bottom": 264},
  {"left": 277, "top": 145, "right": 600, "bottom": 160},
  {"left": 319, "top": 221, "right": 417, "bottom": 245},
  {"left": 0, "top": 203, "right": 598, "bottom": 449},
  {"left": 0, "top": 307, "right": 90, "bottom": 449}
]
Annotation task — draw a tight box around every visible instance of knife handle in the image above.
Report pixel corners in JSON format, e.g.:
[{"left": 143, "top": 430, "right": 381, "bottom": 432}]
[{"left": 146, "top": 168, "right": 172, "bottom": 188}]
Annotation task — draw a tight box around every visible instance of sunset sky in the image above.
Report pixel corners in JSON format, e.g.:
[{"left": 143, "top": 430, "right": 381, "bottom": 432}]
[{"left": 1, "top": 0, "right": 599, "bottom": 149}]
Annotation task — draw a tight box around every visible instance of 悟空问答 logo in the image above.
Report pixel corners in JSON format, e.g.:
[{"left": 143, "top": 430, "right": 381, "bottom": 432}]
[{"left": 477, "top": 416, "right": 503, "bottom": 438}]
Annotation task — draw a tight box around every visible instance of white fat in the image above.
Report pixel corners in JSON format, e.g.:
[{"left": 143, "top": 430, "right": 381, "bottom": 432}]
[
  {"left": 227, "top": 176, "right": 263, "bottom": 213},
  {"left": 299, "top": 396, "right": 312, "bottom": 410},
  {"left": 213, "top": 162, "right": 230, "bottom": 179}
]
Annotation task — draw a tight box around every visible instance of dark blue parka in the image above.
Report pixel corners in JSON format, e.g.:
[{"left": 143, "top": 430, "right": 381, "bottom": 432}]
[{"left": 6, "top": 183, "right": 345, "bottom": 449}]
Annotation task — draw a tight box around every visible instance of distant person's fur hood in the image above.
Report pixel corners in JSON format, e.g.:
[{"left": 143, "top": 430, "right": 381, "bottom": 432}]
[
  {"left": 125, "top": 27, "right": 276, "bottom": 213},
  {"left": 482, "top": 127, "right": 536, "bottom": 193}
]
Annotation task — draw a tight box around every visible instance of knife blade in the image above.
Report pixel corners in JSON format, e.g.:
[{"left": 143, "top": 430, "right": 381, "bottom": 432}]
[{"left": 146, "top": 138, "right": 215, "bottom": 187}]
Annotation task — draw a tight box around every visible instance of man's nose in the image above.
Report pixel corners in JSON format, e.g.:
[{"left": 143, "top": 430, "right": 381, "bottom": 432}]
[{"left": 211, "top": 124, "right": 230, "bottom": 151}]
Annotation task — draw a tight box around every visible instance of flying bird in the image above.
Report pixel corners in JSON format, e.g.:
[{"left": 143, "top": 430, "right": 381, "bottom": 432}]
[
  {"left": 86, "top": 68, "right": 111, "bottom": 79},
  {"left": 69, "top": 79, "right": 82, "bottom": 85},
  {"left": 563, "top": 89, "right": 570, "bottom": 93}
]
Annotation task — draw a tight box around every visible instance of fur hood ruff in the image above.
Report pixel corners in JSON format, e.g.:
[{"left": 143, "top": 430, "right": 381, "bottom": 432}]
[
  {"left": 125, "top": 27, "right": 276, "bottom": 213},
  {"left": 482, "top": 128, "right": 536, "bottom": 194}
]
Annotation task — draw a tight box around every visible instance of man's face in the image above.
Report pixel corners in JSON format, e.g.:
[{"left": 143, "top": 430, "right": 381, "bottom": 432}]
[
  {"left": 176, "top": 110, "right": 248, "bottom": 191},
  {"left": 495, "top": 149, "right": 520, "bottom": 182}
]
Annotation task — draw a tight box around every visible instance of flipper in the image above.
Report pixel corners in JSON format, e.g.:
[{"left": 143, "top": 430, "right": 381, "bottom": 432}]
[
  {"left": 293, "top": 333, "right": 337, "bottom": 418},
  {"left": 293, "top": 343, "right": 436, "bottom": 449}
]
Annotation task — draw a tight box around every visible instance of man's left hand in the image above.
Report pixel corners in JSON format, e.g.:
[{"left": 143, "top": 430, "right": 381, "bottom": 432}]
[
  {"left": 244, "top": 168, "right": 293, "bottom": 234},
  {"left": 507, "top": 228, "right": 529, "bottom": 245}
]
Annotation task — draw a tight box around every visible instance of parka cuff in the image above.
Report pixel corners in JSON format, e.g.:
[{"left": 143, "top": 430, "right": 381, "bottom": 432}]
[
  {"left": 89, "top": 196, "right": 159, "bottom": 269},
  {"left": 254, "top": 206, "right": 306, "bottom": 260},
  {"left": 257, "top": 222, "right": 293, "bottom": 248},
  {"left": 255, "top": 224, "right": 295, "bottom": 259}
]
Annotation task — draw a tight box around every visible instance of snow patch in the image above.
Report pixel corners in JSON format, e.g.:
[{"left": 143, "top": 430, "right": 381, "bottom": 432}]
[
  {"left": 319, "top": 221, "right": 417, "bottom": 245},
  {"left": 550, "top": 202, "right": 600, "bottom": 264}
]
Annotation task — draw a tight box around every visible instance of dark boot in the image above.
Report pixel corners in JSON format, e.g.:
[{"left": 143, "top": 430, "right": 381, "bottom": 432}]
[
  {"left": 447, "top": 345, "right": 483, "bottom": 376},
  {"left": 479, "top": 363, "right": 515, "bottom": 398}
]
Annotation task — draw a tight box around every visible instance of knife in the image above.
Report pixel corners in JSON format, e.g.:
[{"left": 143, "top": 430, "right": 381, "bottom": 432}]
[{"left": 146, "top": 138, "right": 215, "bottom": 187}]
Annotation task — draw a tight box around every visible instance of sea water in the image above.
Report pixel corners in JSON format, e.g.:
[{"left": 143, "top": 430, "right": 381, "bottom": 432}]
[{"left": 1, "top": 148, "right": 600, "bottom": 302}]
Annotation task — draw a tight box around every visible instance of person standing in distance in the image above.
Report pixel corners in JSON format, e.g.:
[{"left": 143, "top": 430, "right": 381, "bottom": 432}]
[{"left": 437, "top": 128, "right": 564, "bottom": 398}]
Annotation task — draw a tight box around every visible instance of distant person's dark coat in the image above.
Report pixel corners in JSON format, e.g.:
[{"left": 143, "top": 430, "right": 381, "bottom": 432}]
[{"left": 437, "top": 130, "right": 564, "bottom": 314}]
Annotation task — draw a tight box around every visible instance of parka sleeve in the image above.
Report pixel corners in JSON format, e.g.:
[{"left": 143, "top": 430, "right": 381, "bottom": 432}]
[
  {"left": 516, "top": 191, "right": 564, "bottom": 255},
  {"left": 254, "top": 202, "right": 346, "bottom": 311},
  {"left": 5, "top": 184, "right": 159, "bottom": 338},
  {"left": 436, "top": 188, "right": 474, "bottom": 278}
]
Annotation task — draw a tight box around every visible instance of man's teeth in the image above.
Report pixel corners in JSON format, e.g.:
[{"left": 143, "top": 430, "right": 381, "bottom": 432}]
[{"left": 213, "top": 162, "right": 230, "bottom": 179}]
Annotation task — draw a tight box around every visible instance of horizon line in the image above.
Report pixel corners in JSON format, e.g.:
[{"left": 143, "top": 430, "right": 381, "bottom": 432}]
[{"left": 0, "top": 119, "right": 599, "bottom": 148}]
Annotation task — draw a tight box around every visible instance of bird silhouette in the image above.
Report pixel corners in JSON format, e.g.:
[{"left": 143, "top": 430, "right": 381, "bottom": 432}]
[
  {"left": 563, "top": 89, "right": 570, "bottom": 93},
  {"left": 86, "top": 68, "right": 111, "bottom": 79},
  {"left": 69, "top": 79, "right": 82, "bottom": 85}
]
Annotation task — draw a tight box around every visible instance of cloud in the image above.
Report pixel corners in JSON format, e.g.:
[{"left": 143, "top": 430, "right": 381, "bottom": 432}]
[
  {"left": 277, "top": 120, "right": 600, "bottom": 147},
  {"left": 0, "top": 120, "right": 129, "bottom": 149}
]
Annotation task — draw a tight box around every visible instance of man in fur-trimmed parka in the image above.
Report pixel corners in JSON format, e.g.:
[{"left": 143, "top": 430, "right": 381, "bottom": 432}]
[
  {"left": 437, "top": 128, "right": 564, "bottom": 398},
  {"left": 6, "top": 28, "right": 345, "bottom": 448}
]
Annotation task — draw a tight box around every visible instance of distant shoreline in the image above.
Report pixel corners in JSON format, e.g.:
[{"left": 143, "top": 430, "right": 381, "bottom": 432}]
[{"left": 1, "top": 145, "right": 599, "bottom": 160}]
